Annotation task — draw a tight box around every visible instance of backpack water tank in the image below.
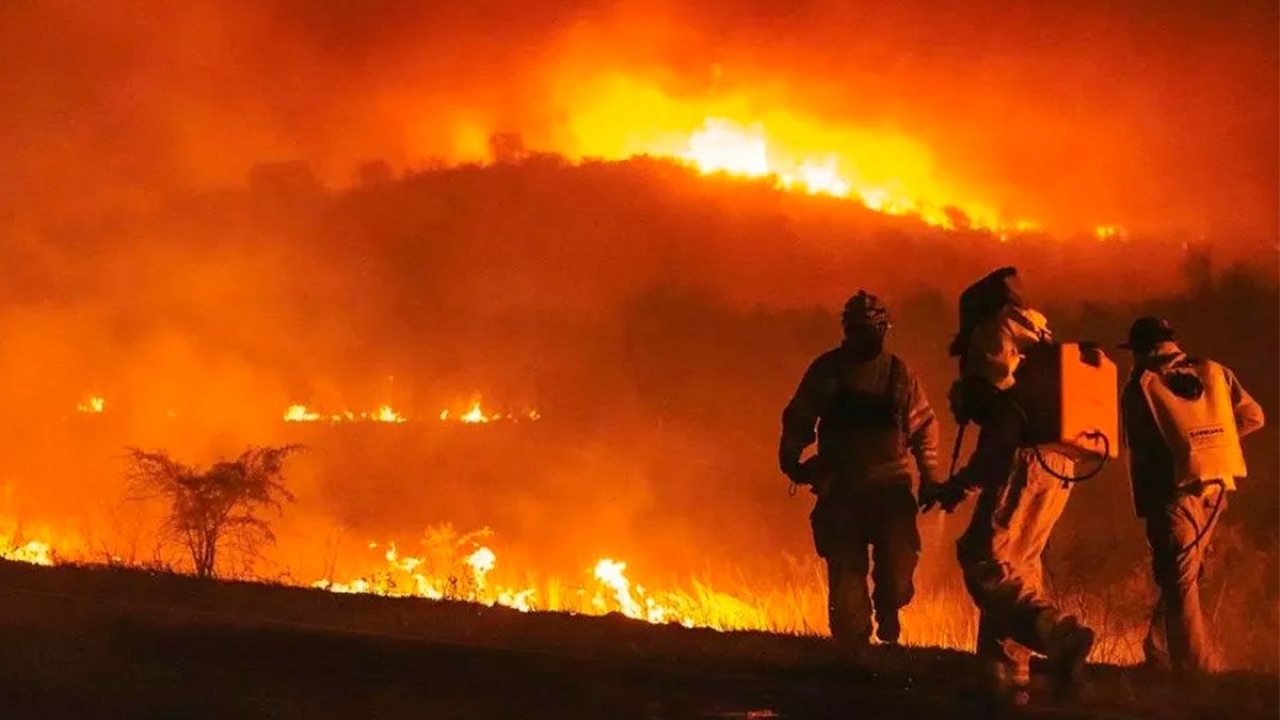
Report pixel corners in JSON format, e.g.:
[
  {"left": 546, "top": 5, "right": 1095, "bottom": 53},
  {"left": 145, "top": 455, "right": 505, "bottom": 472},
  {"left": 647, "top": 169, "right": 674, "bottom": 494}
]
[{"left": 1015, "top": 342, "right": 1120, "bottom": 461}]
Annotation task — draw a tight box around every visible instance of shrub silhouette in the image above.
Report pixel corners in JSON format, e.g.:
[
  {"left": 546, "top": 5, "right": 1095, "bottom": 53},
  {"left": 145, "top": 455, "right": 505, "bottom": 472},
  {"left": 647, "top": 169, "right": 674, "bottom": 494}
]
[{"left": 125, "top": 445, "right": 301, "bottom": 578}]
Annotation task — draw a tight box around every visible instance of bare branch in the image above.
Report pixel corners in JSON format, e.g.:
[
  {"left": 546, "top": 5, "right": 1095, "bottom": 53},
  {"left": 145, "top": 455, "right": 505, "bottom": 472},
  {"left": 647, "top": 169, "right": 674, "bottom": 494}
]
[{"left": 122, "top": 444, "right": 302, "bottom": 578}]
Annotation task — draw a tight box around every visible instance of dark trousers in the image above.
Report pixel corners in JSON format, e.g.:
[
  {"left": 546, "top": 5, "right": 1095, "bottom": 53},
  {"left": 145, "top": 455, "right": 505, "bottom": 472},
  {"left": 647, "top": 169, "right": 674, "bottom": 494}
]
[{"left": 811, "top": 483, "right": 921, "bottom": 644}]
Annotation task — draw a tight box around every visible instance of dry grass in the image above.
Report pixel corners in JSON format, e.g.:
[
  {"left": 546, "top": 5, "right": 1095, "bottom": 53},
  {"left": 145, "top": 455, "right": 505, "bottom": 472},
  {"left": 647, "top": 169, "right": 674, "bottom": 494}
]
[{"left": 4, "top": 513, "right": 1276, "bottom": 672}]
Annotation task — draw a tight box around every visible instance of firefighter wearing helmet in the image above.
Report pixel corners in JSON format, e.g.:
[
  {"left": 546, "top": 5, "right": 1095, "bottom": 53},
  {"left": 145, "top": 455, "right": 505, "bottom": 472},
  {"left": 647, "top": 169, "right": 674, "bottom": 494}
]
[
  {"left": 922, "top": 267, "right": 1096, "bottom": 704},
  {"left": 779, "top": 290, "right": 942, "bottom": 648}
]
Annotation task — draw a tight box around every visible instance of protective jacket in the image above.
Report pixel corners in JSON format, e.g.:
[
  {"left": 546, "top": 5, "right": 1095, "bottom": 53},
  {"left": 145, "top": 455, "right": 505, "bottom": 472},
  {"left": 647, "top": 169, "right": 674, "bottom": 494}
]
[
  {"left": 1122, "top": 351, "right": 1265, "bottom": 515},
  {"left": 780, "top": 349, "right": 940, "bottom": 489},
  {"left": 948, "top": 305, "right": 1052, "bottom": 428},
  {"left": 962, "top": 305, "right": 1053, "bottom": 392}
]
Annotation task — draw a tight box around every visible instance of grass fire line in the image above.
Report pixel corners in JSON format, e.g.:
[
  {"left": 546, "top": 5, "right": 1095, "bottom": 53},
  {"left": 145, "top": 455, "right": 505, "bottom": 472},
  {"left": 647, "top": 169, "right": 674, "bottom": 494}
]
[
  {"left": 1, "top": 505, "right": 1165, "bottom": 666},
  {"left": 40, "top": 381, "right": 1248, "bottom": 669},
  {"left": 19, "top": 394, "right": 1159, "bottom": 665}
]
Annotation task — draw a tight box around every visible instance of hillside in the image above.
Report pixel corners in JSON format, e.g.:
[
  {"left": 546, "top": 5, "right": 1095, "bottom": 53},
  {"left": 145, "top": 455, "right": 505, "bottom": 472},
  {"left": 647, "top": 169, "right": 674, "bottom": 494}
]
[
  {"left": 0, "top": 157, "right": 1275, "bottom": 679},
  {"left": 0, "top": 559, "right": 1275, "bottom": 720}
]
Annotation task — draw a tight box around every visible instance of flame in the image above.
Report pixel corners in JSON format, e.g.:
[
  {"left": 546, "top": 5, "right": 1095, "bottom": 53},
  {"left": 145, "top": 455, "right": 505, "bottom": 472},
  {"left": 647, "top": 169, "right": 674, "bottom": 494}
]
[
  {"left": 465, "top": 546, "right": 497, "bottom": 591},
  {"left": 1095, "top": 225, "right": 1126, "bottom": 240},
  {"left": 372, "top": 405, "right": 407, "bottom": 423},
  {"left": 460, "top": 401, "right": 489, "bottom": 424},
  {"left": 0, "top": 518, "right": 1158, "bottom": 664},
  {"left": 76, "top": 396, "right": 105, "bottom": 414},
  {"left": 667, "top": 117, "right": 980, "bottom": 227},
  {"left": 684, "top": 119, "right": 770, "bottom": 177},
  {"left": 548, "top": 74, "right": 1042, "bottom": 232},
  {"left": 440, "top": 399, "right": 541, "bottom": 424},
  {"left": 284, "top": 404, "right": 321, "bottom": 422},
  {"left": 283, "top": 401, "right": 538, "bottom": 425},
  {"left": 283, "top": 404, "right": 408, "bottom": 423},
  {"left": 592, "top": 558, "right": 665, "bottom": 622},
  {"left": 1, "top": 538, "right": 53, "bottom": 566}
]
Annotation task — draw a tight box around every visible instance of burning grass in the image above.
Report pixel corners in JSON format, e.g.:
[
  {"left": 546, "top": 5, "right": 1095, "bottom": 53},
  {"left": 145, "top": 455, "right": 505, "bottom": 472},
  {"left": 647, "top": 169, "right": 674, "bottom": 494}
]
[
  {"left": 8, "top": 514, "right": 1253, "bottom": 669},
  {"left": 5, "top": 498, "right": 1279, "bottom": 675}
]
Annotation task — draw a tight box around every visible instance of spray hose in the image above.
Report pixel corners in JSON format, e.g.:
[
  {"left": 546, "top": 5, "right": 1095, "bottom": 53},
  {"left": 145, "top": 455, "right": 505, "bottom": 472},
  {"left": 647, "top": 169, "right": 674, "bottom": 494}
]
[
  {"left": 949, "top": 409, "right": 1112, "bottom": 488},
  {"left": 1031, "top": 431, "right": 1111, "bottom": 485},
  {"left": 1173, "top": 481, "right": 1227, "bottom": 558},
  {"left": 1006, "top": 399, "right": 1112, "bottom": 484}
]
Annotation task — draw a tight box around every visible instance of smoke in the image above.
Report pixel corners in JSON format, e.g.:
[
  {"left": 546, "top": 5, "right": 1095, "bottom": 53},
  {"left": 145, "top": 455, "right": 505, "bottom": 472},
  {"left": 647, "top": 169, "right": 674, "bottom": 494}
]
[
  {"left": 0, "top": 0, "right": 1275, "bottom": 666},
  {"left": 2, "top": 0, "right": 1276, "bottom": 236}
]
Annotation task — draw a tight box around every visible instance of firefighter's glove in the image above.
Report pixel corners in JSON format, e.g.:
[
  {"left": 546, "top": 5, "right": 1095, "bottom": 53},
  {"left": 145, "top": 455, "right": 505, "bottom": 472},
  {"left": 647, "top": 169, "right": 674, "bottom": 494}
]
[
  {"left": 918, "top": 480, "right": 945, "bottom": 512},
  {"left": 919, "top": 479, "right": 968, "bottom": 514},
  {"left": 782, "top": 459, "right": 809, "bottom": 487},
  {"left": 798, "top": 456, "right": 835, "bottom": 497}
]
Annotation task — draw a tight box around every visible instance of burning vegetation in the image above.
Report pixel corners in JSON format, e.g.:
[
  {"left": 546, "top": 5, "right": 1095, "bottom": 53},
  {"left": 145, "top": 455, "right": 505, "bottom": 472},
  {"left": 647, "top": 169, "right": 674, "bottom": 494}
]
[
  {"left": 0, "top": 0, "right": 1274, "bottom": 688},
  {"left": 0, "top": 158, "right": 1272, "bottom": 672}
]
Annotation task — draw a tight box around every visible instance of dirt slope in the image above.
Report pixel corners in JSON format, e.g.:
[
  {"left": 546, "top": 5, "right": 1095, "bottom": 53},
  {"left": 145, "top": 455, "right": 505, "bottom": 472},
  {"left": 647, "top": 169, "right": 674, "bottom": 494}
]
[{"left": 0, "top": 560, "right": 1272, "bottom": 720}]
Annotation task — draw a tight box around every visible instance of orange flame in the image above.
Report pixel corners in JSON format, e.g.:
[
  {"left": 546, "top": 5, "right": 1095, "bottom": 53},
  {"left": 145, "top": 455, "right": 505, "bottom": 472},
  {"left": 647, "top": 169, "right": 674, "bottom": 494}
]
[
  {"left": 284, "top": 404, "right": 321, "bottom": 422},
  {"left": 0, "top": 516, "right": 1156, "bottom": 664},
  {"left": 1095, "top": 225, "right": 1126, "bottom": 241},
  {"left": 76, "top": 396, "right": 105, "bottom": 414},
  {"left": 283, "top": 404, "right": 407, "bottom": 424},
  {"left": 546, "top": 73, "right": 1048, "bottom": 232},
  {"left": 440, "top": 399, "right": 540, "bottom": 424},
  {"left": 460, "top": 401, "right": 489, "bottom": 424},
  {"left": 0, "top": 538, "right": 54, "bottom": 566}
]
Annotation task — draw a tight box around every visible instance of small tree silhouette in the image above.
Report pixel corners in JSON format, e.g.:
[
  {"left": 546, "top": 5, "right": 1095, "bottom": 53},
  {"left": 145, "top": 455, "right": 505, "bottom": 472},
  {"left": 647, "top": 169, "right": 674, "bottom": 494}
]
[{"left": 125, "top": 445, "right": 301, "bottom": 579}]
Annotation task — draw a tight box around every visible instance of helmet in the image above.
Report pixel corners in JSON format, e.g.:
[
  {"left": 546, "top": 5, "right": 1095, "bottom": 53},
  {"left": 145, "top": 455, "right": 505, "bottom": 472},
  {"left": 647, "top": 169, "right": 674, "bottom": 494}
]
[{"left": 842, "top": 290, "right": 891, "bottom": 331}]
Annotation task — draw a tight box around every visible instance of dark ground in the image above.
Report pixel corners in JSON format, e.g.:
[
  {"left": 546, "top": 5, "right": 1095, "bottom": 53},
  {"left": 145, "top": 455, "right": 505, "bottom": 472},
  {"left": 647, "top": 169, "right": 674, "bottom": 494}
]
[{"left": 0, "top": 560, "right": 1273, "bottom": 720}]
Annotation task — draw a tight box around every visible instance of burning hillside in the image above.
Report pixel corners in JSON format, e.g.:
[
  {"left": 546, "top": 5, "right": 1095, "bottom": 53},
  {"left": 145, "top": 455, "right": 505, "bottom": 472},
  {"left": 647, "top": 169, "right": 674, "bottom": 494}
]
[
  {"left": 0, "top": 227, "right": 1272, "bottom": 676},
  {"left": 542, "top": 106, "right": 1049, "bottom": 233},
  {"left": 0, "top": 1, "right": 1274, "bottom": 696},
  {"left": 2, "top": 0, "right": 1276, "bottom": 239}
]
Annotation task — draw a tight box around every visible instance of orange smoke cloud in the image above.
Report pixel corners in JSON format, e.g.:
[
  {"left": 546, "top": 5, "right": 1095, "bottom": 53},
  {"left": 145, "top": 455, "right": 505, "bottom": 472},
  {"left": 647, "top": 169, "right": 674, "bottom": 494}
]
[{"left": 1, "top": 0, "right": 1275, "bottom": 238}]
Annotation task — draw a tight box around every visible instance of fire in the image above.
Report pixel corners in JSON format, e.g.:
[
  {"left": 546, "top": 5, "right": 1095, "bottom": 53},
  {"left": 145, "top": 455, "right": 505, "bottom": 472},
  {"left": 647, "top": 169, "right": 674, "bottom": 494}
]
[
  {"left": 440, "top": 399, "right": 540, "bottom": 424},
  {"left": 684, "top": 119, "right": 770, "bottom": 177},
  {"left": 312, "top": 535, "right": 700, "bottom": 626},
  {"left": 282, "top": 400, "right": 538, "bottom": 425},
  {"left": 592, "top": 558, "right": 675, "bottom": 624},
  {"left": 460, "top": 401, "right": 488, "bottom": 424},
  {"left": 372, "top": 405, "right": 406, "bottom": 423},
  {"left": 548, "top": 74, "right": 1038, "bottom": 232},
  {"left": 678, "top": 119, "right": 867, "bottom": 206},
  {"left": 283, "top": 404, "right": 408, "bottom": 424},
  {"left": 464, "top": 546, "right": 497, "bottom": 591},
  {"left": 1, "top": 538, "right": 53, "bottom": 566},
  {"left": 1095, "top": 225, "right": 1126, "bottom": 240},
  {"left": 76, "top": 396, "right": 105, "bottom": 414},
  {"left": 605, "top": 114, "right": 1027, "bottom": 230},
  {"left": 0, "top": 516, "right": 1158, "bottom": 664},
  {"left": 668, "top": 117, "right": 987, "bottom": 228},
  {"left": 284, "top": 404, "right": 321, "bottom": 422}
]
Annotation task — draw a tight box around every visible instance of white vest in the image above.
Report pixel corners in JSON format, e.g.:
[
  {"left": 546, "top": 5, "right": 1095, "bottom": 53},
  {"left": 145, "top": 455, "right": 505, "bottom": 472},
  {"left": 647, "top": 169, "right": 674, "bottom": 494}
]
[{"left": 1138, "top": 358, "right": 1247, "bottom": 489}]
